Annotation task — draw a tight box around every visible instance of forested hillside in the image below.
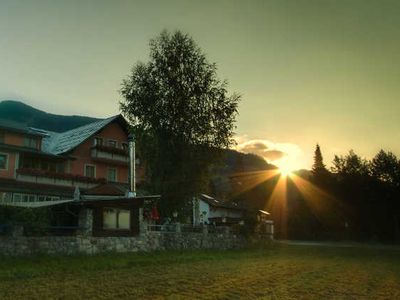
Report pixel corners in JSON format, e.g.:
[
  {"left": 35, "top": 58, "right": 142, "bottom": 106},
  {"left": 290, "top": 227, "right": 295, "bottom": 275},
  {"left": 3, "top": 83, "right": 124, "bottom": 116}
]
[{"left": 0, "top": 100, "right": 99, "bottom": 132}]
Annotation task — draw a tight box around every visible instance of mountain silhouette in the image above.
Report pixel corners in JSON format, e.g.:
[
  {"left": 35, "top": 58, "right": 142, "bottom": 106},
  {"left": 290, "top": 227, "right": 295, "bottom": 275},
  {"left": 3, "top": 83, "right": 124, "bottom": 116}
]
[{"left": 0, "top": 100, "right": 100, "bottom": 132}]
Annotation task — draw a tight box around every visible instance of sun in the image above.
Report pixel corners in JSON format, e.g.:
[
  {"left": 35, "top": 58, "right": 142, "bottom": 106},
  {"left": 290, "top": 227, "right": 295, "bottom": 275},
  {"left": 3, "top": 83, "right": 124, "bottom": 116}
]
[
  {"left": 279, "top": 165, "right": 293, "bottom": 176},
  {"left": 276, "top": 160, "right": 297, "bottom": 177}
]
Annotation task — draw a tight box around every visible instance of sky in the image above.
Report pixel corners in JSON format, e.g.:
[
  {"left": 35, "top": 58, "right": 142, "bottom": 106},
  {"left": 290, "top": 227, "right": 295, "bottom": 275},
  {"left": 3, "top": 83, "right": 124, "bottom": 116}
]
[{"left": 1, "top": 0, "right": 399, "bottom": 170}]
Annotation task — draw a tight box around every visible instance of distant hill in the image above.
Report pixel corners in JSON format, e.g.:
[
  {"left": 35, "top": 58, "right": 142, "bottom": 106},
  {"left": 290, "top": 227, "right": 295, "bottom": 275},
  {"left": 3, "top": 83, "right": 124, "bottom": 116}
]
[
  {"left": 0, "top": 100, "right": 100, "bottom": 132},
  {"left": 220, "top": 149, "right": 276, "bottom": 173},
  {"left": 210, "top": 149, "right": 278, "bottom": 202},
  {"left": 292, "top": 169, "right": 312, "bottom": 179}
]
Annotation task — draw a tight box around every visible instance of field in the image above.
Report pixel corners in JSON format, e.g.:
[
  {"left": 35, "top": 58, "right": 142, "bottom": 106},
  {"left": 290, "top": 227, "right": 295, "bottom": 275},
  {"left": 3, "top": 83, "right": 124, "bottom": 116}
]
[{"left": 0, "top": 244, "right": 400, "bottom": 299}]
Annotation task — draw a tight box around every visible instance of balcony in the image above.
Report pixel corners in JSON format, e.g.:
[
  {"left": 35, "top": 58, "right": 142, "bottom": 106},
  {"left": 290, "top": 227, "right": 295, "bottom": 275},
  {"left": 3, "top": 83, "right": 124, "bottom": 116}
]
[
  {"left": 16, "top": 168, "right": 105, "bottom": 189},
  {"left": 91, "top": 145, "right": 129, "bottom": 165}
]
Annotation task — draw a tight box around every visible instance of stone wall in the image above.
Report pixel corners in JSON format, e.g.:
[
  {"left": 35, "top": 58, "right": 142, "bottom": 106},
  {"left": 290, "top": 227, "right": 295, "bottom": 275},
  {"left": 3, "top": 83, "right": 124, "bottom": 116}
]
[
  {"left": 0, "top": 231, "right": 247, "bottom": 256},
  {"left": 0, "top": 208, "right": 273, "bottom": 256}
]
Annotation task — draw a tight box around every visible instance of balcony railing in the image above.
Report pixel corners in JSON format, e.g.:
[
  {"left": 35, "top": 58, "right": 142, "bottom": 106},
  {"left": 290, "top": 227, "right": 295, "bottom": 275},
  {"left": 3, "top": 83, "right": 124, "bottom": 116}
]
[
  {"left": 91, "top": 145, "right": 129, "bottom": 164},
  {"left": 16, "top": 168, "right": 105, "bottom": 188}
]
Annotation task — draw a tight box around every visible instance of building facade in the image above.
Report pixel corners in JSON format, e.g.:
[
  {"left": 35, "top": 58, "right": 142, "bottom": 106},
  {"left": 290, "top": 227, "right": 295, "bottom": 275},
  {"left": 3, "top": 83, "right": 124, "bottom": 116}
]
[
  {"left": 0, "top": 115, "right": 145, "bottom": 203},
  {"left": 0, "top": 116, "right": 151, "bottom": 237}
]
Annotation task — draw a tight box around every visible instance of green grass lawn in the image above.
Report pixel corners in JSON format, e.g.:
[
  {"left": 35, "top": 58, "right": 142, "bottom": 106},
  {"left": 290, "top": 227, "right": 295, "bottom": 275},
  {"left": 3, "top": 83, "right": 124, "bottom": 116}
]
[{"left": 0, "top": 244, "right": 399, "bottom": 299}]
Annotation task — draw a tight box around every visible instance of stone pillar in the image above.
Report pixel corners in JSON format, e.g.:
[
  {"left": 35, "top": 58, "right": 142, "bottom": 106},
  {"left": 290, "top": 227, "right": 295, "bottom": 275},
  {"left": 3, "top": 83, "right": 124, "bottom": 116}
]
[
  {"left": 139, "top": 208, "right": 147, "bottom": 235},
  {"left": 266, "top": 221, "right": 274, "bottom": 240},
  {"left": 270, "top": 223, "right": 274, "bottom": 240},
  {"left": 78, "top": 208, "right": 93, "bottom": 237},
  {"left": 202, "top": 224, "right": 208, "bottom": 235}
]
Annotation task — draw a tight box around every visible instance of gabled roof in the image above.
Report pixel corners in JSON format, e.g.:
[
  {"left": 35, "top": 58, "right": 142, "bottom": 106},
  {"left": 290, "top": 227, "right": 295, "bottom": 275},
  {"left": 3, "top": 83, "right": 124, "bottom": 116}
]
[
  {"left": 1, "top": 114, "right": 130, "bottom": 156},
  {"left": 84, "top": 182, "right": 128, "bottom": 196},
  {"left": 0, "top": 118, "right": 48, "bottom": 137},
  {"left": 199, "top": 194, "right": 246, "bottom": 211},
  {"left": 84, "top": 183, "right": 150, "bottom": 197},
  {"left": 42, "top": 115, "right": 125, "bottom": 155}
]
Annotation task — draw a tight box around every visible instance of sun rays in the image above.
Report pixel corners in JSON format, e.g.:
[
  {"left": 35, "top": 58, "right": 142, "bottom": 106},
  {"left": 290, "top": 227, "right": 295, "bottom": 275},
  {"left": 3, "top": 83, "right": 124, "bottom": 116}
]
[
  {"left": 265, "top": 175, "right": 288, "bottom": 238},
  {"left": 228, "top": 166, "right": 343, "bottom": 239},
  {"left": 229, "top": 169, "right": 280, "bottom": 198},
  {"left": 288, "top": 173, "right": 343, "bottom": 227}
]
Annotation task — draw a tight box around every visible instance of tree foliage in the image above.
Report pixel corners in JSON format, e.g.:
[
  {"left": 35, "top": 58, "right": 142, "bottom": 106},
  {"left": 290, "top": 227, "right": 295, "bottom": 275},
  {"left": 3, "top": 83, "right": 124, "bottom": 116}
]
[
  {"left": 371, "top": 150, "right": 400, "bottom": 186},
  {"left": 120, "top": 30, "right": 240, "bottom": 217},
  {"left": 120, "top": 30, "right": 239, "bottom": 148},
  {"left": 280, "top": 147, "right": 400, "bottom": 243},
  {"left": 331, "top": 150, "right": 369, "bottom": 177}
]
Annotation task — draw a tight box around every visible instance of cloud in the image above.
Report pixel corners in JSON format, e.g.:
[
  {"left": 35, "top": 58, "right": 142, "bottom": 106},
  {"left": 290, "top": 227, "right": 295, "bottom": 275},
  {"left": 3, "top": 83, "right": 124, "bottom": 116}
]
[
  {"left": 235, "top": 138, "right": 303, "bottom": 165},
  {"left": 239, "top": 141, "right": 268, "bottom": 154},
  {"left": 264, "top": 150, "right": 287, "bottom": 161},
  {"left": 236, "top": 139, "right": 288, "bottom": 162}
]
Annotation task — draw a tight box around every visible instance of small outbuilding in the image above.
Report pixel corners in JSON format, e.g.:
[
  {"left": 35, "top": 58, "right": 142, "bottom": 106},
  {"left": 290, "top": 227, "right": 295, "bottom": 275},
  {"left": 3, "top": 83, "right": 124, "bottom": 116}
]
[{"left": 192, "top": 194, "right": 246, "bottom": 226}]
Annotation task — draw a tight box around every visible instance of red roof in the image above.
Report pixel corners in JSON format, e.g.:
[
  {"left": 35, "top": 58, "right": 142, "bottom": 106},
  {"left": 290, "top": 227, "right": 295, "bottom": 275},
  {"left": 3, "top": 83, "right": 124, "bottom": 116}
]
[{"left": 84, "top": 183, "right": 128, "bottom": 196}]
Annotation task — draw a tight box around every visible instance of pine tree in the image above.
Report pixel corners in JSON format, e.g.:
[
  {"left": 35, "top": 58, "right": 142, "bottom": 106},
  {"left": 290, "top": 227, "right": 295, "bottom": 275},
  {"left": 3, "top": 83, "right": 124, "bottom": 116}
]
[{"left": 312, "top": 144, "right": 327, "bottom": 175}]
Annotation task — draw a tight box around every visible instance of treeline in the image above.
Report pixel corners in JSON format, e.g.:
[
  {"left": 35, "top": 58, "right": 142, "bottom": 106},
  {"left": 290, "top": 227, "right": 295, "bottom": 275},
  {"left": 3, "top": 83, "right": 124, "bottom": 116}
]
[{"left": 285, "top": 146, "right": 400, "bottom": 243}]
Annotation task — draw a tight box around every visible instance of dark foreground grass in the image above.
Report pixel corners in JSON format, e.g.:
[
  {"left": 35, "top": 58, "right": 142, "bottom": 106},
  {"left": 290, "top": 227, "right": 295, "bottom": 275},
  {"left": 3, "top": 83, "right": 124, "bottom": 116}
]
[{"left": 0, "top": 244, "right": 400, "bottom": 299}]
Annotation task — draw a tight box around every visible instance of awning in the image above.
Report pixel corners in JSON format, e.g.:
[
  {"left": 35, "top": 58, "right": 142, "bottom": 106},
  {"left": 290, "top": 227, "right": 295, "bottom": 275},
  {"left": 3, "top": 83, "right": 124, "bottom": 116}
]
[
  {"left": 0, "top": 199, "right": 76, "bottom": 208},
  {"left": 0, "top": 195, "right": 160, "bottom": 208}
]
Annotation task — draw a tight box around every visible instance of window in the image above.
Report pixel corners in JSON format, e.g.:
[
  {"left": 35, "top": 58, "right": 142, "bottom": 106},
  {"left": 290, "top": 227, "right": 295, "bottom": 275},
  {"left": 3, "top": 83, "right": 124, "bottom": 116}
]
[
  {"left": 38, "top": 195, "right": 60, "bottom": 202},
  {"left": 108, "top": 140, "right": 117, "bottom": 148},
  {"left": 0, "top": 153, "right": 8, "bottom": 170},
  {"left": 94, "top": 137, "right": 103, "bottom": 146},
  {"left": 103, "top": 208, "right": 131, "bottom": 230},
  {"left": 12, "top": 194, "right": 56, "bottom": 203},
  {"left": 107, "top": 168, "right": 117, "bottom": 182},
  {"left": 84, "top": 164, "right": 96, "bottom": 178},
  {"left": 13, "top": 194, "right": 22, "bottom": 202},
  {"left": 24, "top": 137, "right": 38, "bottom": 149},
  {"left": 0, "top": 131, "right": 4, "bottom": 143},
  {"left": 122, "top": 143, "right": 128, "bottom": 151}
]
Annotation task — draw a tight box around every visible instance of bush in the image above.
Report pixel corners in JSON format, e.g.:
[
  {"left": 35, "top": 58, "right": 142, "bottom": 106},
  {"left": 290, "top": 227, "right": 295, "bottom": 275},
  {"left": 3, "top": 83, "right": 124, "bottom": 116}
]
[{"left": 0, "top": 206, "right": 51, "bottom": 235}]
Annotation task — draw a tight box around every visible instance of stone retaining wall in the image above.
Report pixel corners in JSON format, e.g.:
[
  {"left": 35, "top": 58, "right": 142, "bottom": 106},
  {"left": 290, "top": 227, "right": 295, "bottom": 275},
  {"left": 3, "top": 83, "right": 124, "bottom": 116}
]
[{"left": 0, "top": 231, "right": 247, "bottom": 256}]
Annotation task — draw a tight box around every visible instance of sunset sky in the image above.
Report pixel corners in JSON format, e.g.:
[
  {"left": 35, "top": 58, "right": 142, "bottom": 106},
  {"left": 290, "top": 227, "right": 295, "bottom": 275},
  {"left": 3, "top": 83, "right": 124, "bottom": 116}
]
[{"left": 1, "top": 0, "right": 399, "bottom": 170}]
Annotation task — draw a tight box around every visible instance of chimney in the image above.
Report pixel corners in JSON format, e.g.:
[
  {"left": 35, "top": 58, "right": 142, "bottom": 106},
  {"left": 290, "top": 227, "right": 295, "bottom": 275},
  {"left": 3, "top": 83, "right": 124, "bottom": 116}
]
[{"left": 128, "top": 133, "right": 136, "bottom": 198}]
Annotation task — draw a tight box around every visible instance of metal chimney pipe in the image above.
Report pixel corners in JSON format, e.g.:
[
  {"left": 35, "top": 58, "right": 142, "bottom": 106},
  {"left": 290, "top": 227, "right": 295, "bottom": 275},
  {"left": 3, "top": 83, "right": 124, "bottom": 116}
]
[{"left": 128, "top": 133, "right": 136, "bottom": 198}]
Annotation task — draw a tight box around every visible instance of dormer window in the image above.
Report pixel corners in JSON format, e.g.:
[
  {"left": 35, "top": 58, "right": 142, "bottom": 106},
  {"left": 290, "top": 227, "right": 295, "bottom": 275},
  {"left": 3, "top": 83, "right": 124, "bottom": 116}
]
[
  {"left": 108, "top": 140, "right": 117, "bottom": 148},
  {"left": 24, "top": 137, "right": 38, "bottom": 149},
  {"left": 94, "top": 137, "right": 103, "bottom": 146}
]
